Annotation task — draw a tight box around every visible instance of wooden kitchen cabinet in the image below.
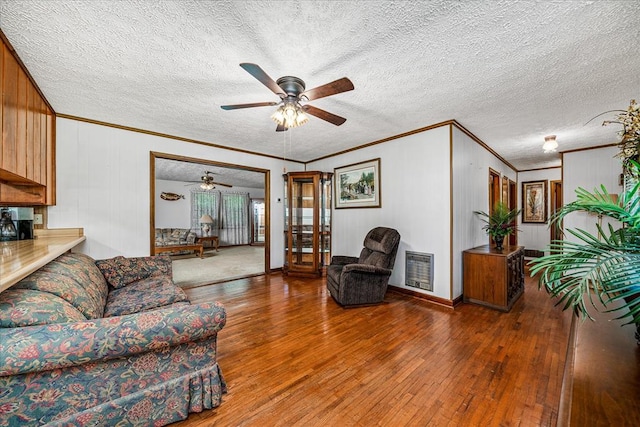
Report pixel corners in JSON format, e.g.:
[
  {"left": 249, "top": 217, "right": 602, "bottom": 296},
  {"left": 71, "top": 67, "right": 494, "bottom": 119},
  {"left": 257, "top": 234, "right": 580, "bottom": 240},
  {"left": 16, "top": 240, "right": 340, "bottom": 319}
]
[
  {"left": 0, "top": 33, "right": 55, "bottom": 205},
  {"left": 463, "top": 244, "right": 524, "bottom": 312}
]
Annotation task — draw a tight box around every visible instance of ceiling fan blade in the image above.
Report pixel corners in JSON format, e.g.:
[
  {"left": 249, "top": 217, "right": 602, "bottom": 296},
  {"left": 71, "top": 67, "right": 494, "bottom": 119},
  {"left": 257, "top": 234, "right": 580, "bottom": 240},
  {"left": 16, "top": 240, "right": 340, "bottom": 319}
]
[
  {"left": 240, "top": 63, "right": 286, "bottom": 97},
  {"left": 221, "top": 101, "right": 278, "bottom": 110},
  {"left": 302, "top": 105, "right": 347, "bottom": 126},
  {"left": 301, "top": 77, "right": 354, "bottom": 101},
  {"left": 184, "top": 181, "right": 232, "bottom": 188},
  {"left": 276, "top": 124, "right": 288, "bottom": 132}
]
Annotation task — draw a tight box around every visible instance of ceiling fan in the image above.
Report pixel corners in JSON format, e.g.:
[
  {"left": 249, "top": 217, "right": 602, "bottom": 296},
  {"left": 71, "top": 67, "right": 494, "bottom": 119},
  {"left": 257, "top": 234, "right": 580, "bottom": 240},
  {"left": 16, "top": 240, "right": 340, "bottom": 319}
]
[
  {"left": 186, "top": 171, "right": 233, "bottom": 190},
  {"left": 221, "top": 63, "right": 354, "bottom": 131}
]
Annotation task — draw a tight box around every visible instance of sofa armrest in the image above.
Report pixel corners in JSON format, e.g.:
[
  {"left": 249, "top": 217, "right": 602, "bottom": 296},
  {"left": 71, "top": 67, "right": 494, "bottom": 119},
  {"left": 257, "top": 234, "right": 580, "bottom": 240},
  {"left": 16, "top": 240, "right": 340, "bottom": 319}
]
[
  {"left": 96, "top": 255, "right": 173, "bottom": 288},
  {"left": 0, "top": 302, "right": 225, "bottom": 377},
  {"left": 330, "top": 255, "right": 359, "bottom": 266}
]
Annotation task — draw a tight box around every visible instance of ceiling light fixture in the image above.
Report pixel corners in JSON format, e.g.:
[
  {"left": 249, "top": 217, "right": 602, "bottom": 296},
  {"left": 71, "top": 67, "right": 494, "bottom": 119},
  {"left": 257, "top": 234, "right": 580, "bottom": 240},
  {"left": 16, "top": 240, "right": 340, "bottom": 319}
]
[
  {"left": 543, "top": 135, "right": 558, "bottom": 153},
  {"left": 200, "top": 182, "right": 215, "bottom": 190},
  {"left": 271, "top": 100, "right": 308, "bottom": 128}
]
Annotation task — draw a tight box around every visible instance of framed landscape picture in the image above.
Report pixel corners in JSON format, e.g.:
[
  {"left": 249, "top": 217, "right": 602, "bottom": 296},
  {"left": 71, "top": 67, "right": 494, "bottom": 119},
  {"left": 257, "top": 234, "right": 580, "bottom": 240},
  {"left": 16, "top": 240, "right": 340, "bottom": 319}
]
[
  {"left": 334, "top": 158, "right": 381, "bottom": 209},
  {"left": 522, "top": 180, "right": 548, "bottom": 223}
]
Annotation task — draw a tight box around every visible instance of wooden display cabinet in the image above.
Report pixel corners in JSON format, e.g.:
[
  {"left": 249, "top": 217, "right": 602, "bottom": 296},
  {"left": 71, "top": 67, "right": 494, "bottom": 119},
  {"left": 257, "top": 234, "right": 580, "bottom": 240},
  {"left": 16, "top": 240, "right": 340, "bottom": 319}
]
[
  {"left": 283, "top": 171, "right": 332, "bottom": 277},
  {"left": 463, "top": 244, "right": 524, "bottom": 312}
]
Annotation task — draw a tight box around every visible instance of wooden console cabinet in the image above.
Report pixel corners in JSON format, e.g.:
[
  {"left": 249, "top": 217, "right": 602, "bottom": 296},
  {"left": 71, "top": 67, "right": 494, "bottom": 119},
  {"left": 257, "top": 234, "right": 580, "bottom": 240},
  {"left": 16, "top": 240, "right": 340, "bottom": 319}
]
[{"left": 463, "top": 245, "right": 524, "bottom": 312}]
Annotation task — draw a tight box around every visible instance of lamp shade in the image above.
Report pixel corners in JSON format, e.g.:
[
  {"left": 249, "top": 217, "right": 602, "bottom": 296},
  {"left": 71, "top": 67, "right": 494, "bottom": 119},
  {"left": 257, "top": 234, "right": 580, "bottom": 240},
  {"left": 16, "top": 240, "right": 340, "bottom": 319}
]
[{"left": 199, "top": 214, "right": 214, "bottom": 224}]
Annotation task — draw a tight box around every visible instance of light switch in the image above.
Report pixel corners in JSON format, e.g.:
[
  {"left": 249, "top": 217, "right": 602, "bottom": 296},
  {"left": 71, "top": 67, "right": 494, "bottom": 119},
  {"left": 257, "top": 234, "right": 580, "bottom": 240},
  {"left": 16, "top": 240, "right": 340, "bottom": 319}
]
[{"left": 34, "top": 214, "right": 43, "bottom": 225}]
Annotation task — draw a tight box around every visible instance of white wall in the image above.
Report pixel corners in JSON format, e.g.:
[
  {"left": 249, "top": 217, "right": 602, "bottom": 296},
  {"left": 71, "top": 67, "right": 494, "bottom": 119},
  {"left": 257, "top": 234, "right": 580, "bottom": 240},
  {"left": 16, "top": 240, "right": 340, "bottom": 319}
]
[
  {"left": 517, "top": 168, "right": 562, "bottom": 253},
  {"left": 311, "top": 124, "right": 516, "bottom": 302},
  {"left": 310, "top": 126, "right": 453, "bottom": 299},
  {"left": 562, "top": 146, "right": 622, "bottom": 242},
  {"left": 155, "top": 179, "right": 191, "bottom": 228},
  {"left": 155, "top": 179, "right": 265, "bottom": 229},
  {"left": 53, "top": 117, "right": 521, "bottom": 301},
  {"left": 51, "top": 117, "right": 302, "bottom": 266},
  {"left": 451, "top": 127, "right": 516, "bottom": 298}
]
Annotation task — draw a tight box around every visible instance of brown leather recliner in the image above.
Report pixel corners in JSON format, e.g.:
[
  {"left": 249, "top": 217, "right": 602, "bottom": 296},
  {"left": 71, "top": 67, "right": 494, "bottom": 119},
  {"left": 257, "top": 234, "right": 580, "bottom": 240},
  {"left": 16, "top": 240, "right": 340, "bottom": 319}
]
[{"left": 327, "top": 227, "right": 401, "bottom": 307}]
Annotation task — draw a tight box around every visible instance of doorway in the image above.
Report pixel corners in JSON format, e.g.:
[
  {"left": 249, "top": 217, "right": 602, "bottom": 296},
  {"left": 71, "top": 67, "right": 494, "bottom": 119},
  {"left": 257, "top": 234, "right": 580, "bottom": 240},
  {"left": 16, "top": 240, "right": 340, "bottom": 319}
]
[
  {"left": 251, "top": 199, "right": 265, "bottom": 245},
  {"left": 550, "top": 180, "right": 562, "bottom": 243},
  {"left": 150, "top": 152, "right": 270, "bottom": 282}
]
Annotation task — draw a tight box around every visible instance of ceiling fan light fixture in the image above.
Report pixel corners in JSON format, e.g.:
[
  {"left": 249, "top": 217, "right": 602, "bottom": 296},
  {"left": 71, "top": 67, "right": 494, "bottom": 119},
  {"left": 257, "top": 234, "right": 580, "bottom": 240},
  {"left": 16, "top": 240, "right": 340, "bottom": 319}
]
[
  {"left": 543, "top": 135, "right": 558, "bottom": 153},
  {"left": 200, "top": 182, "right": 215, "bottom": 190},
  {"left": 270, "top": 106, "right": 285, "bottom": 124},
  {"left": 295, "top": 110, "right": 309, "bottom": 126},
  {"left": 271, "top": 101, "right": 308, "bottom": 128}
]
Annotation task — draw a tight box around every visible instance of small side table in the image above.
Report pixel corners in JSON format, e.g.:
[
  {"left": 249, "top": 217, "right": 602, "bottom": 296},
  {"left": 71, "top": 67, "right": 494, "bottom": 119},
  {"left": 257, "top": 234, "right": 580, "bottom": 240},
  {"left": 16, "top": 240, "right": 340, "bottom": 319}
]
[{"left": 196, "top": 235, "right": 219, "bottom": 252}]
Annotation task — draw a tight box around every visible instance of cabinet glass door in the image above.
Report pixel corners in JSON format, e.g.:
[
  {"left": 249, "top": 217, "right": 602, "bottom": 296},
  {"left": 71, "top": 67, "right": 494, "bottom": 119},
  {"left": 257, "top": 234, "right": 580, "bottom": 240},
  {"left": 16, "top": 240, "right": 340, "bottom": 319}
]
[
  {"left": 320, "top": 175, "right": 332, "bottom": 267},
  {"left": 283, "top": 171, "right": 331, "bottom": 276},
  {"left": 290, "top": 176, "right": 316, "bottom": 269}
]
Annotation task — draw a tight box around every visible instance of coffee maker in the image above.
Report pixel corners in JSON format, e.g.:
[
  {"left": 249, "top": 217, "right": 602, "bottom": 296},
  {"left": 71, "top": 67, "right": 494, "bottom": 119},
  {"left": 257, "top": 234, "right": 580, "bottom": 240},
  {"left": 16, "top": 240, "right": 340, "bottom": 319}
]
[{"left": 0, "top": 207, "right": 34, "bottom": 241}]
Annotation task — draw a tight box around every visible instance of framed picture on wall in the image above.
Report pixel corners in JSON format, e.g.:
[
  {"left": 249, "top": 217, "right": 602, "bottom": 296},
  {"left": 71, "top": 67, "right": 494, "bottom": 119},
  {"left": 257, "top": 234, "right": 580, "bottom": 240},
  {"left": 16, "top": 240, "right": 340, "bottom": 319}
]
[
  {"left": 334, "top": 158, "right": 381, "bottom": 209},
  {"left": 522, "top": 180, "right": 548, "bottom": 223}
]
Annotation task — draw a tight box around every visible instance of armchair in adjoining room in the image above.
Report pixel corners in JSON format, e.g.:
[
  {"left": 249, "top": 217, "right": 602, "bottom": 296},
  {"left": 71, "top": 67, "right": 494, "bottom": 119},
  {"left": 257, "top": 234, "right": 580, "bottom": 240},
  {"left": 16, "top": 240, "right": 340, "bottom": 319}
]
[{"left": 327, "top": 227, "right": 401, "bottom": 307}]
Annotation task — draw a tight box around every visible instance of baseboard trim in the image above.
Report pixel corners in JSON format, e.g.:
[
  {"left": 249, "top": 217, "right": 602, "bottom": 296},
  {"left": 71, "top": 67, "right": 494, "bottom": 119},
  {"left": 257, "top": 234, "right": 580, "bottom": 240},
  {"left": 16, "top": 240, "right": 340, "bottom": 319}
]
[{"left": 388, "top": 285, "right": 462, "bottom": 309}]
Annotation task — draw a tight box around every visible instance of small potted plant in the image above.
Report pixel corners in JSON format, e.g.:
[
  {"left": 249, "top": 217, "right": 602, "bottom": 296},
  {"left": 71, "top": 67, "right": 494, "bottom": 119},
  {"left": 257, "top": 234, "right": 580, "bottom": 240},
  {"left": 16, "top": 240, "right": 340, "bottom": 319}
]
[{"left": 474, "top": 202, "right": 520, "bottom": 250}]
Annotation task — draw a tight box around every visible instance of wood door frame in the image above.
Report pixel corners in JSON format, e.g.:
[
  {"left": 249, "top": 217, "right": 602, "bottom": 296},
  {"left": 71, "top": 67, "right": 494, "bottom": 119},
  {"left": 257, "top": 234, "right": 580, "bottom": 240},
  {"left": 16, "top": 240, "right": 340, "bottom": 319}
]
[
  {"left": 149, "top": 151, "right": 270, "bottom": 276},
  {"left": 550, "top": 180, "right": 562, "bottom": 243},
  {"left": 508, "top": 178, "right": 518, "bottom": 246},
  {"left": 488, "top": 168, "right": 501, "bottom": 245},
  {"left": 489, "top": 168, "right": 501, "bottom": 214}
]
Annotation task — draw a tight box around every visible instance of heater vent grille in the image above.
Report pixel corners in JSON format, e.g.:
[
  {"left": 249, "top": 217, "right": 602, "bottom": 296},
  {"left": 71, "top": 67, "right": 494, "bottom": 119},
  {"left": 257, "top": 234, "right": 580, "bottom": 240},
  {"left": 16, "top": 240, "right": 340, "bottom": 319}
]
[{"left": 405, "top": 251, "right": 433, "bottom": 291}]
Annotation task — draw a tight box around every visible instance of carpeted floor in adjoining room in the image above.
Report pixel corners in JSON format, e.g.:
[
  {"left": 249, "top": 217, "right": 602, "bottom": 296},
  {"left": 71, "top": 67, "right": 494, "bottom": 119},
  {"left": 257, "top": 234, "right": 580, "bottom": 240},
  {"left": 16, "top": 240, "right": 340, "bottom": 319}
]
[{"left": 171, "top": 245, "right": 264, "bottom": 289}]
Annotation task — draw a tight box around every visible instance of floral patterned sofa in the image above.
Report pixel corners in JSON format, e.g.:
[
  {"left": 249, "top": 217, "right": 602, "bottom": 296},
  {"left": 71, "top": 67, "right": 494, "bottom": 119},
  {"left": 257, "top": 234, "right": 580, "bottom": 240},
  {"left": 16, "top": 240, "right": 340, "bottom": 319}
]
[
  {"left": 154, "top": 228, "right": 198, "bottom": 255},
  {"left": 0, "top": 252, "right": 226, "bottom": 426}
]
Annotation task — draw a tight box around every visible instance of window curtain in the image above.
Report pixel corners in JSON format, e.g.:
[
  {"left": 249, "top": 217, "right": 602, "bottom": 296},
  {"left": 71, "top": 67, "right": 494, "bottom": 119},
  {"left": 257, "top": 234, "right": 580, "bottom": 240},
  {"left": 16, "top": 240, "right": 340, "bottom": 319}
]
[
  {"left": 190, "top": 189, "right": 220, "bottom": 236},
  {"left": 219, "top": 192, "right": 250, "bottom": 246},
  {"left": 190, "top": 190, "right": 250, "bottom": 246}
]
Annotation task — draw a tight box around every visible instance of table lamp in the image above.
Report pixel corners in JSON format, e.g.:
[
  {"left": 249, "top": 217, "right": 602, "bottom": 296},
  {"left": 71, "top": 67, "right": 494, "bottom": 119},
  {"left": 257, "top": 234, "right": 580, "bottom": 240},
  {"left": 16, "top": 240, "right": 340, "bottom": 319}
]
[{"left": 199, "top": 214, "right": 214, "bottom": 237}]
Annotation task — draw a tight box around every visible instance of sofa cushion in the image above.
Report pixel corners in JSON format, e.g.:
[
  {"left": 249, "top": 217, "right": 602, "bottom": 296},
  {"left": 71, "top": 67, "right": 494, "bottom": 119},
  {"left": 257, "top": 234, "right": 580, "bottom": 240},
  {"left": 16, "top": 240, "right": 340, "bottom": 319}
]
[
  {"left": 0, "top": 289, "right": 87, "bottom": 327},
  {"left": 170, "top": 228, "right": 189, "bottom": 240},
  {"left": 13, "top": 253, "right": 108, "bottom": 319},
  {"left": 96, "top": 255, "right": 173, "bottom": 289},
  {"left": 103, "top": 276, "right": 189, "bottom": 317}
]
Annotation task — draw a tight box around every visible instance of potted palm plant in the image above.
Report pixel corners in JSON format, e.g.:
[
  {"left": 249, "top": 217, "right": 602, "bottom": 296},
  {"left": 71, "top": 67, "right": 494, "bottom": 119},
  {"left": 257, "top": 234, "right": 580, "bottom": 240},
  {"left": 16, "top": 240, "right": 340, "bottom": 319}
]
[
  {"left": 530, "top": 100, "right": 640, "bottom": 344},
  {"left": 528, "top": 176, "right": 640, "bottom": 343},
  {"left": 474, "top": 202, "right": 520, "bottom": 251}
]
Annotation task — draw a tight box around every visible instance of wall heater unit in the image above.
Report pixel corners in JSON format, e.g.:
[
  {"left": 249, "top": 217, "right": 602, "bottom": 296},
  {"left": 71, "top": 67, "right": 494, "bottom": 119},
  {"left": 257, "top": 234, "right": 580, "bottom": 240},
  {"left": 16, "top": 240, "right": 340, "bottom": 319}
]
[{"left": 405, "top": 251, "right": 434, "bottom": 291}]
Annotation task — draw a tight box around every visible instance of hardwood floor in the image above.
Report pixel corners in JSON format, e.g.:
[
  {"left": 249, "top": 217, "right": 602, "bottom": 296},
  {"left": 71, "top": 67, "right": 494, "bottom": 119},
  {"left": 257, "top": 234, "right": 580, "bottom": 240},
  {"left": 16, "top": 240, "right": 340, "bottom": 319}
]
[{"left": 172, "top": 271, "right": 579, "bottom": 426}]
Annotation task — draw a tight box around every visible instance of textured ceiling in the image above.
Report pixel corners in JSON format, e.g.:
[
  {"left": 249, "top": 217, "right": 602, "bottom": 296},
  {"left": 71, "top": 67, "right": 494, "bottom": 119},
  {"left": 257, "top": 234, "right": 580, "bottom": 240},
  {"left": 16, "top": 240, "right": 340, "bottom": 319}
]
[
  {"left": 155, "top": 158, "right": 265, "bottom": 189},
  {"left": 1, "top": 0, "right": 639, "bottom": 172}
]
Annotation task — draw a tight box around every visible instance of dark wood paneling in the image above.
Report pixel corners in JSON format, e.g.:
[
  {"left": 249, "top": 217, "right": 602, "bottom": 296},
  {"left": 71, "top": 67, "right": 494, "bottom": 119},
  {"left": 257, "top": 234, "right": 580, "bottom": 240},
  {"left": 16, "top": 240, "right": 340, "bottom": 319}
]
[
  {"left": 2, "top": 44, "right": 18, "bottom": 175},
  {"left": 0, "top": 182, "right": 45, "bottom": 205},
  {"left": 16, "top": 63, "right": 27, "bottom": 178},
  {"left": 0, "top": 35, "right": 55, "bottom": 204},
  {"left": 45, "top": 110, "right": 55, "bottom": 204}
]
